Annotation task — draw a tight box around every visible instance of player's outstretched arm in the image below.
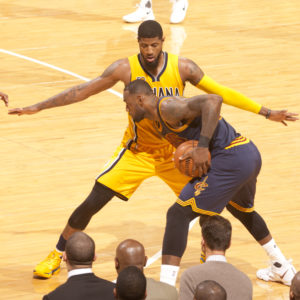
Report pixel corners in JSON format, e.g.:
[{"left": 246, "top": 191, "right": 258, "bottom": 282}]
[
  {"left": 8, "top": 58, "right": 130, "bottom": 116},
  {"left": 179, "top": 57, "right": 299, "bottom": 125},
  {"left": 258, "top": 107, "right": 298, "bottom": 126},
  {"left": 0, "top": 91, "right": 8, "bottom": 107}
]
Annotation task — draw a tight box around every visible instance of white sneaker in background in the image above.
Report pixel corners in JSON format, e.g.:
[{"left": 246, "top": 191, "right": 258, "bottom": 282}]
[
  {"left": 256, "top": 259, "right": 297, "bottom": 286},
  {"left": 123, "top": 0, "right": 155, "bottom": 23},
  {"left": 170, "top": 0, "right": 189, "bottom": 24}
]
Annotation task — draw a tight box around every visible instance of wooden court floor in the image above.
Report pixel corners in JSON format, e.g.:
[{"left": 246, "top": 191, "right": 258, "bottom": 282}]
[{"left": 0, "top": 0, "right": 299, "bottom": 299}]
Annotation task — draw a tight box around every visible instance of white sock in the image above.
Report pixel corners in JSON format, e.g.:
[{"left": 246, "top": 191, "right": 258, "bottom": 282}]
[
  {"left": 262, "top": 239, "right": 287, "bottom": 264},
  {"left": 160, "top": 264, "right": 179, "bottom": 286}
]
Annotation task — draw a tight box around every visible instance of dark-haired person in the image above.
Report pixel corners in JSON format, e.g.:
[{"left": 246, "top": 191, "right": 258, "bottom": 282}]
[
  {"left": 123, "top": 79, "right": 297, "bottom": 287},
  {"left": 114, "top": 266, "right": 147, "bottom": 300},
  {"left": 43, "top": 232, "right": 115, "bottom": 300},
  {"left": 193, "top": 280, "right": 227, "bottom": 300},
  {"left": 8, "top": 20, "right": 297, "bottom": 280},
  {"left": 180, "top": 216, "right": 251, "bottom": 300},
  {"left": 0, "top": 91, "right": 8, "bottom": 107}
]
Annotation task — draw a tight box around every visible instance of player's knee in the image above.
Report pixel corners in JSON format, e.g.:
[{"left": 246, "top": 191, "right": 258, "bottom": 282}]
[
  {"left": 68, "top": 182, "right": 115, "bottom": 230},
  {"left": 226, "top": 205, "right": 270, "bottom": 241}
]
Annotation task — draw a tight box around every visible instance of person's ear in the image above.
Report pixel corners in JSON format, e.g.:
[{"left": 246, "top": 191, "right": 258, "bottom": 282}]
[
  {"left": 115, "top": 258, "right": 120, "bottom": 270},
  {"left": 63, "top": 252, "right": 67, "bottom": 262},
  {"left": 113, "top": 287, "right": 117, "bottom": 299},
  {"left": 137, "top": 95, "right": 144, "bottom": 106},
  {"left": 144, "top": 256, "right": 148, "bottom": 267},
  {"left": 93, "top": 253, "right": 97, "bottom": 262}
]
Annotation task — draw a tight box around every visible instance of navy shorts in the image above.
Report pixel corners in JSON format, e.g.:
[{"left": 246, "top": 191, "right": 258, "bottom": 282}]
[{"left": 176, "top": 140, "right": 262, "bottom": 215}]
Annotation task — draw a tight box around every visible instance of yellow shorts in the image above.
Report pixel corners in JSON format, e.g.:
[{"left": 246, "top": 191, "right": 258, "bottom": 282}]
[{"left": 96, "top": 143, "right": 191, "bottom": 200}]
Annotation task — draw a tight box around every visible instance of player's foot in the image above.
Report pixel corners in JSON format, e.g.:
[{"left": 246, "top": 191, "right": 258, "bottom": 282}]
[
  {"left": 170, "top": 0, "right": 188, "bottom": 24},
  {"left": 33, "top": 249, "right": 62, "bottom": 278},
  {"left": 123, "top": 2, "right": 155, "bottom": 23},
  {"left": 200, "top": 250, "right": 206, "bottom": 264},
  {"left": 256, "top": 259, "right": 297, "bottom": 286}
]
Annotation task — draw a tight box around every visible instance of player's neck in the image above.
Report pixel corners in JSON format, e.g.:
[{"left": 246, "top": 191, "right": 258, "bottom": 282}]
[{"left": 142, "top": 52, "right": 165, "bottom": 77}]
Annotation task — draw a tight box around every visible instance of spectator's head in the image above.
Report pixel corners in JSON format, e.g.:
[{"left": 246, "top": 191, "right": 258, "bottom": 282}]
[
  {"left": 114, "top": 266, "right": 147, "bottom": 300},
  {"left": 115, "top": 239, "right": 147, "bottom": 274},
  {"left": 64, "top": 232, "right": 95, "bottom": 270},
  {"left": 290, "top": 271, "right": 300, "bottom": 300},
  {"left": 199, "top": 215, "right": 232, "bottom": 255},
  {"left": 194, "top": 280, "right": 227, "bottom": 300}
]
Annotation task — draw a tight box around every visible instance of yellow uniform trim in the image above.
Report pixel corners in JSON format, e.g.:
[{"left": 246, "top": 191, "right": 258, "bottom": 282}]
[
  {"left": 224, "top": 136, "right": 250, "bottom": 149},
  {"left": 196, "top": 75, "right": 262, "bottom": 114},
  {"left": 228, "top": 200, "right": 255, "bottom": 212},
  {"left": 176, "top": 197, "right": 219, "bottom": 216}
]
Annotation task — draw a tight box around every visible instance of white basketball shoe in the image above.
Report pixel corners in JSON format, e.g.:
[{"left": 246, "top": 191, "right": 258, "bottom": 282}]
[
  {"left": 256, "top": 259, "right": 297, "bottom": 286},
  {"left": 123, "top": 0, "right": 155, "bottom": 23},
  {"left": 170, "top": 0, "right": 189, "bottom": 24}
]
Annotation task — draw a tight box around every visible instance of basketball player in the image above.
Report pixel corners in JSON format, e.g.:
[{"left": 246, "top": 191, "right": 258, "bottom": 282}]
[
  {"left": 0, "top": 91, "right": 8, "bottom": 107},
  {"left": 8, "top": 20, "right": 297, "bottom": 281},
  {"left": 123, "top": 79, "right": 298, "bottom": 286}
]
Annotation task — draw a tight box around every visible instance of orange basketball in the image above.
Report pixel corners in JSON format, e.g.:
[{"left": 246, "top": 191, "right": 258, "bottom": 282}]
[{"left": 174, "top": 140, "right": 211, "bottom": 177}]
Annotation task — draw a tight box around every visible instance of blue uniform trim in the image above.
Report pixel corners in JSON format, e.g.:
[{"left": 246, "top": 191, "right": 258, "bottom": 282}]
[{"left": 137, "top": 52, "right": 168, "bottom": 82}]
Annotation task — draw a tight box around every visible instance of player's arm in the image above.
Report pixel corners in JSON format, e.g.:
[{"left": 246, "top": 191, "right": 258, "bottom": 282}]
[
  {"left": 178, "top": 57, "right": 298, "bottom": 125},
  {"left": 8, "top": 59, "right": 130, "bottom": 116},
  {"left": 0, "top": 91, "right": 8, "bottom": 107},
  {"left": 161, "top": 94, "right": 222, "bottom": 176}
]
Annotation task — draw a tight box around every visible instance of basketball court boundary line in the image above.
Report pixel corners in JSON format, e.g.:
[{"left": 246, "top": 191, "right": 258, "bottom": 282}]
[{"left": 0, "top": 47, "right": 197, "bottom": 270}]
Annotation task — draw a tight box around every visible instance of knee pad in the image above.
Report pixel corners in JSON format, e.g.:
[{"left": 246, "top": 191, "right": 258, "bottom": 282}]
[
  {"left": 68, "top": 182, "right": 115, "bottom": 230},
  {"left": 226, "top": 205, "right": 270, "bottom": 241},
  {"left": 162, "top": 203, "right": 198, "bottom": 257}
]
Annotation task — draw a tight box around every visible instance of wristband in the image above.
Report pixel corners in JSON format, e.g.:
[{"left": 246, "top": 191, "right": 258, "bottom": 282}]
[
  {"left": 265, "top": 109, "right": 271, "bottom": 119},
  {"left": 198, "top": 135, "right": 210, "bottom": 148}
]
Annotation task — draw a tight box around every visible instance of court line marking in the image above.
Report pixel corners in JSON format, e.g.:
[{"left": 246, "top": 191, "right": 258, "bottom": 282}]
[
  {"left": 0, "top": 47, "right": 197, "bottom": 270},
  {"left": 0, "top": 48, "right": 122, "bottom": 98}
]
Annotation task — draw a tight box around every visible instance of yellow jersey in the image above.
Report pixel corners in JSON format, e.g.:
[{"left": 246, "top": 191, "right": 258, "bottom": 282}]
[{"left": 122, "top": 52, "right": 185, "bottom": 151}]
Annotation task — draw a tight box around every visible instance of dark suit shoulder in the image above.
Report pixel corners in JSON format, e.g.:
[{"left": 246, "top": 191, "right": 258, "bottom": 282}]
[{"left": 44, "top": 273, "right": 115, "bottom": 300}]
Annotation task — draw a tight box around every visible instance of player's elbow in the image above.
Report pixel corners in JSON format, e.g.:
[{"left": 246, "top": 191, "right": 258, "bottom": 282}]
[{"left": 208, "top": 94, "right": 223, "bottom": 109}]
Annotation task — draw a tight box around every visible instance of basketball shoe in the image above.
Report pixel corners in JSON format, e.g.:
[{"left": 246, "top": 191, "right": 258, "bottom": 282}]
[
  {"left": 123, "top": 0, "right": 155, "bottom": 23},
  {"left": 170, "top": 0, "right": 188, "bottom": 24},
  {"left": 256, "top": 259, "right": 297, "bottom": 286},
  {"left": 33, "top": 249, "right": 62, "bottom": 278}
]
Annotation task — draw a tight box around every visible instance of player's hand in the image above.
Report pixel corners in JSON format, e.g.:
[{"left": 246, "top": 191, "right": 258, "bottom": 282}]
[
  {"left": 0, "top": 92, "right": 8, "bottom": 107},
  {"left": 268, "top": 110, "right": 299, "bottom": 126},
  {"left": 180, "top": 147, "right": 211, "bottom": 177},
  {"left": 8, "top": 106, "right": 39, "bottom": 116}
]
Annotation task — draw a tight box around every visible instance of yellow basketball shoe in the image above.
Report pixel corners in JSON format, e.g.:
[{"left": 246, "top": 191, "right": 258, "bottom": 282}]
[
  {"left": 33, "top": 249, "right": 62, "bottom": 278},
  {"left": 200, "top": 250, "right": 206, "bottom": 264}
]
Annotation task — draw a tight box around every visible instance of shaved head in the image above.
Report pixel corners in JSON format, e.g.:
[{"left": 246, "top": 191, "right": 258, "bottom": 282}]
[{"left": 115, "top": 239, "right": 147, "bottom": 273}]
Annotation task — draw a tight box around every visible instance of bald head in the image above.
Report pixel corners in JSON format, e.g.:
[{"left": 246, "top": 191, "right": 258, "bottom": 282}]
[
  {"left": 194, "top": 280, "right": 227, "bottom": 300},
  {"left": 291, "top": 272, "right": 300, "bottom": 300},
  {"left": 115, "top": 239, "right": 147, "bottom": 274}
]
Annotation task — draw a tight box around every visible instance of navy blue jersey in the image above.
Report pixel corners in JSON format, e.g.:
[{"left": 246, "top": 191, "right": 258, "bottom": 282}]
[{"left": 153, "top": 97, "right": 241, "bottom": 151}]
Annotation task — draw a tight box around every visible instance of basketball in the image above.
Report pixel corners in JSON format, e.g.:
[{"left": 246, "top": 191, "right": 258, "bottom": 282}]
[{"left": 174, "top": 140, "right": 211, "bottom": 177}]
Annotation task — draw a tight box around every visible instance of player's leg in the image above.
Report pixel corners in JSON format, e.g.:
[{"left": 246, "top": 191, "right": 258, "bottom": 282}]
[
  {"left": 227, "top": 186, "right": 297, "bottom": 285},
  {"left": 34, "top": 145, "right": 155, "bottom": 278},
  {"left": 170, "top": 0, "right": 189, "bottom": 24},
  {"left": 160, "top": 203, "right": 199, "bottom": 285},
  {"left": 226, "top": 141, "right": 296, "bottom": 285},
  {"left": 123, "top": 0, "right": 155, "bottom": 23}
]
